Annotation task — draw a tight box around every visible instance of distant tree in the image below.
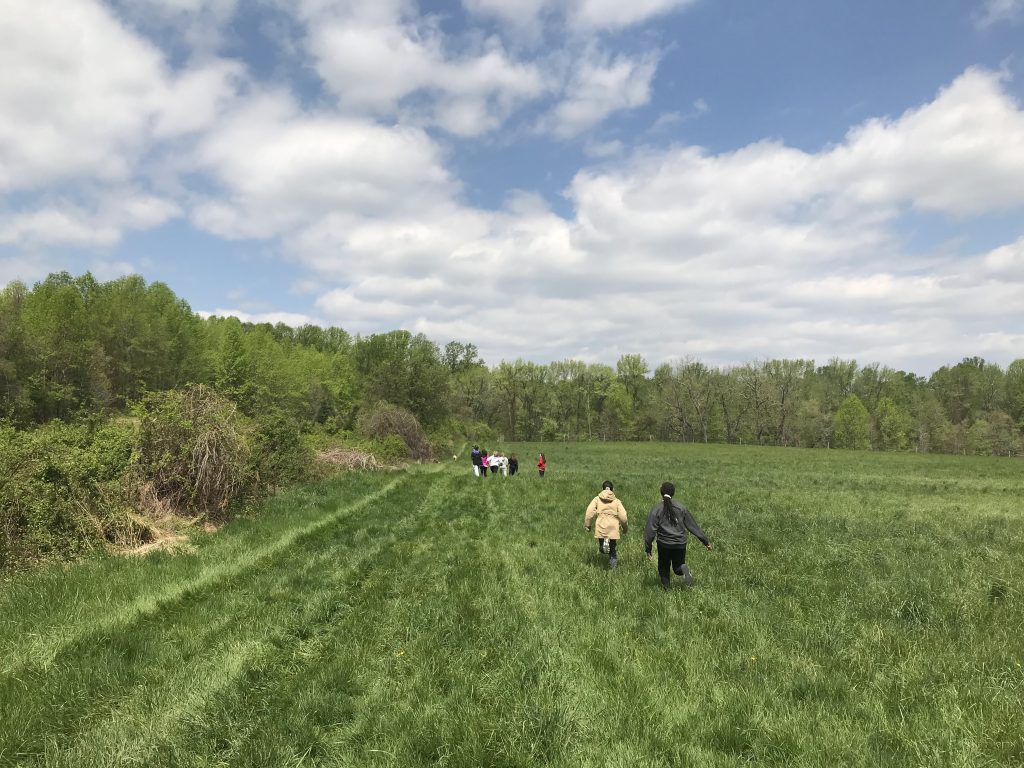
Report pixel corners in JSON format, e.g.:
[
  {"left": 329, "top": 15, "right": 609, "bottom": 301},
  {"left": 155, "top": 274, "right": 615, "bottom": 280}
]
[
  {"left": 874, "top": 396, "right": 909, "bottom": 451},
  {"left": 215, "top": 320, "right": 259, "bottom": 415},
  {"left": 442, "top": 341, "right": 482, "bottom": 374},
  {"left": 912, "top": 391, "right": 950, "bottom": 453},
  {"left": 834, "top": 394, "right": 871, "bottom": 450},
  {"left": 1006, "top": 359, "right": 1024, "bottom": 424}
]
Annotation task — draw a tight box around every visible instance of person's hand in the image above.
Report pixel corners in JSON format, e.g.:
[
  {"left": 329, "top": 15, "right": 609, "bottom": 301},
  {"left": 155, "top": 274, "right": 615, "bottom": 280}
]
[
  {"left": 706, "top": 542, "right": 713, "bottom": 551},
  {"left": 646, "top": 553, "right": 653, "bottom": 562},
  {"left": 584, "top": 525, "right": 590, "bottom": 532}
]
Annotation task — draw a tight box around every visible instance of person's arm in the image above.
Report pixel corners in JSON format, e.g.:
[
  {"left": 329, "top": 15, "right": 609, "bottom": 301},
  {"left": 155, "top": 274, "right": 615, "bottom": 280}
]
[
  {"left": 682, "top": 508, "right": 712, "bottom": 548},
  {"left": 617, "top": 501, "right": 628, "bottom": 534},
  {"left": 644, "top": 507, "right": 658, "bottom": 556},
  {"left": 584, "top": 498, "right": 598, "bottom": 530}
]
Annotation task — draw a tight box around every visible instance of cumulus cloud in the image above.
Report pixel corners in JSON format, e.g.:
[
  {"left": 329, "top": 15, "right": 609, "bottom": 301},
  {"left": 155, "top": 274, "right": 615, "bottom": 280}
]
[
  {"left": 288, "top": 0, "right": 547, "bottom": 136},
  {"left": 976, "top": 0, "right": 1024, "bottom": 27},
  {"left": 189, "top": 90, "right": 454, "bottom": 239},
  {"left": 0, "top": 193, "right": 180, "bottom": 248},
  {"left": 542, "top": 48, "right": 660, "bottom": 137},
  {"left": 462, "top": 0, "right": 697, "bottom": 31},
  {"left": 0, "top": 0, "right": 242, "bottom": 191},
  {"left": 271, "top": 67, "right": 1024, "bottom": 369},
  {"left": 569, "top": 0, "right": 697, "bottom": 30},
  {"left": 198, "top": 308, "right": 325, "bottom": 327}
]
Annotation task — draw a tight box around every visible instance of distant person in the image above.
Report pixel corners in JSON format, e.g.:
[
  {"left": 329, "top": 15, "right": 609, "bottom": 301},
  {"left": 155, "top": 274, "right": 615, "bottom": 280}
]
[
  {"left": 537, "top": 453, "right": 546, "bottom": 477},
  {"left": 584, "top": 480, "right": 628, "bottom": 569},
  {"left": 508, "top": 454, "right": 519, "bottom": 476},
  {"left": 470, "top": 445, "right": 483, "bottom": 477},
  {"left": 480, "top": 449, "right": 489, "bottom": 477},
  {"left": 488, "top": 452, "right": 504, "bottom": 476},
  {"left": 644, "top": 481, "right": 712, "bottom": 589}
]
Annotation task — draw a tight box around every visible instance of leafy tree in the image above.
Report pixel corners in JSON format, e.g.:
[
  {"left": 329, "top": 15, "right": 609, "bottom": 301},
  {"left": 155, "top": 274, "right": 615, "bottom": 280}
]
[
  {"left": 875, "top": 397, "right": 909, "bottom": 451},
  {"left": 833, "top": 395, "right": 871, "bottom": 450},
  {"left": 215, "top": 320, "right": 260, "bottom": 415}
]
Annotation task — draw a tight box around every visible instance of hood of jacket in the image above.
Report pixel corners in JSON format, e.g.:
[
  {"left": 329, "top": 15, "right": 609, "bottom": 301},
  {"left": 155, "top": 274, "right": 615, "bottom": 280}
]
[{"left": 598, "top": 489, "right": 616, "bottom": 503}]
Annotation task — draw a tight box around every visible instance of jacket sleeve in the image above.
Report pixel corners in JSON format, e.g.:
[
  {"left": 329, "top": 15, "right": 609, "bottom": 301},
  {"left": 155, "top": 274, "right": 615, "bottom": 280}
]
[
  {"left": 682, "top": 508, "right": 710, "bottom": 547},
  {"left": 617, "top": 501, "right": 628, "bottom": 533},
  {"left": 584, "top": 498, "right": 599, "bottom": 527},
  {"left": 644, "top": 507, "right": 658, "bottom": 554}
]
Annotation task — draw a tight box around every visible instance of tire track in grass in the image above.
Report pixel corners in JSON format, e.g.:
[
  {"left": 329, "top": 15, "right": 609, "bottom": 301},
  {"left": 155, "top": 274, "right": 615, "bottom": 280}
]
[
  {"left": 79, "top": 472, "right": 467, "bottom": 768},
  {"left": 1, "top": 473, "right": 441, "bottom": 765},
  {"left": 0, "top": 473, "right": 412, "bottom": 678},
  {"left": 157, "top": 472, "right": 477, "bottom": 767}
]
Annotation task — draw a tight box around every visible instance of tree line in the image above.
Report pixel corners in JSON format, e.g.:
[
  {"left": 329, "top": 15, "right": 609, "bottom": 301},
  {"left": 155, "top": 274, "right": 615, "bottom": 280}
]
[{"left": 2, "top": 272, "right": 1023, "bottom": 457}]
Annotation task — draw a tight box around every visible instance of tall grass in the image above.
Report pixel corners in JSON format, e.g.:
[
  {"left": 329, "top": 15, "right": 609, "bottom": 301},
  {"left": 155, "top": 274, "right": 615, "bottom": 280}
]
[{"left": 1, "top": 444, "right": 1021, "bottom": 766}]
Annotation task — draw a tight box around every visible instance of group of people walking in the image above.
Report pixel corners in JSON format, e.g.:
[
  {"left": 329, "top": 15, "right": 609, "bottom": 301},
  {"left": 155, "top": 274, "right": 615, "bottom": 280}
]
[
  {"left": 584, "top": 480, "right": 712, "bottom": 588},
  {"left": 470, "top": 446, "right": 546, "bottom": 478}
]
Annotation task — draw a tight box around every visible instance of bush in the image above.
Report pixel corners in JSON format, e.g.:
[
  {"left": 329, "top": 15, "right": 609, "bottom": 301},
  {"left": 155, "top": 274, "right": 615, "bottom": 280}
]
[
  {"left": 356, "top": 402, "right": 432, "bottom": 460},
  {"left": 371, "top": 434, "right": 409, "bottom": 465},
  {"left": 131, "top": 386, "right": 252, "bottom": 518},
  {"left": 0, "top": 420, "right": 142, "bottom": 570},
  {"left": 249, "top": 411, "right": 314, "bottom": 489}
]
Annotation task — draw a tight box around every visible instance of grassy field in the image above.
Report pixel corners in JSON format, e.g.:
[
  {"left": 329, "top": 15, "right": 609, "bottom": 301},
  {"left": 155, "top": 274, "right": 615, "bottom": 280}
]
[{"left": 1, "top": 442, "right": 1022, "bottom": 767}]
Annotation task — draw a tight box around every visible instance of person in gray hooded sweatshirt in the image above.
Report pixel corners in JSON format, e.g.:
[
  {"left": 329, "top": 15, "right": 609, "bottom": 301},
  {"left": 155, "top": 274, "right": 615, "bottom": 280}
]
[{"left": 644, "top": 481, "right": 712, "bottom": 588}]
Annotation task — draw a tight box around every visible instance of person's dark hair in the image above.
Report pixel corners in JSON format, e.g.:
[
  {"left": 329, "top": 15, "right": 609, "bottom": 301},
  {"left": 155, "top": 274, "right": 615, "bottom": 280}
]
[
  {"left": 601, "top": 480, "right": 614, "bottom": 490},
  {"left": 660, "top": 481, "right": 677, "bottom": 525}
]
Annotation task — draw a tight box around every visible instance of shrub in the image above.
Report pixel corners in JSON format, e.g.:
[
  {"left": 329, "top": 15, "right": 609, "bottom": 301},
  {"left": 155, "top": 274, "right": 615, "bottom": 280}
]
[
  {"left": 371, "top": 434, "right": 409, "bottom": 465},
  {"left": 249, "top": 411, "right": 314, "bottom": 489},
  {"left": 356, "top": 402, "right": 431, "bottom": 460},
  {"left": 131, "top": 386, "right": 252, "bottom": 518},
  {"left": 0, "top": 420, "right": 142, "bottom": 570}
]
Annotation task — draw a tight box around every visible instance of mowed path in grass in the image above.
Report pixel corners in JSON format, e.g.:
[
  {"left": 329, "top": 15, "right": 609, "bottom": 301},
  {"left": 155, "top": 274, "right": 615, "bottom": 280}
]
[{"left": 1, "top": 444, "right": 1022, "bottom": 767}]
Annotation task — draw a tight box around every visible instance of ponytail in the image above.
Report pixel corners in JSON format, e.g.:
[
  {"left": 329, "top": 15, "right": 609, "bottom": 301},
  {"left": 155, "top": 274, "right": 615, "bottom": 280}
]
[{"left": 660, "top": 481, "right": 677, "bottom": 525}]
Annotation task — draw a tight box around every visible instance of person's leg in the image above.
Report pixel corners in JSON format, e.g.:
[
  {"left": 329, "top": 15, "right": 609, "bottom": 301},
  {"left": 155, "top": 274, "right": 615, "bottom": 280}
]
[
  {"left": 656, "top": 543, "right": 672, "bottom": 588},
  {"left": 672, "top": 545, "right": 693, "bottom": 585},
  {"left": 608, "top": 538, "right": 618, "bottom": 569},
  {"left": 598, "top": 538, "right": 605, "bottom": 555}
]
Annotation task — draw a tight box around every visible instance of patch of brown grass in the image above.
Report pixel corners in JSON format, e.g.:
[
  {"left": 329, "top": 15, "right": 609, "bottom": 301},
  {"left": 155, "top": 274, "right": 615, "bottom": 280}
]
[{"left": 316, "top": 447, "right": 382, "bottom": 472}]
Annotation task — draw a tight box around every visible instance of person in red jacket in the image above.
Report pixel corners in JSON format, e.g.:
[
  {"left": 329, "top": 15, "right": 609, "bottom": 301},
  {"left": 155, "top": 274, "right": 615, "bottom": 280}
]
[{"left": 537, "top": 453, "right": 546, "bottom": 477}]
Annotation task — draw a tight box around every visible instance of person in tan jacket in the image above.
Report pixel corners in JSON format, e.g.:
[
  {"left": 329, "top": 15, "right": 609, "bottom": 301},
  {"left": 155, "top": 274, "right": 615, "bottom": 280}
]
[{"left": 584, "top": 480, "right": 628, "bottom": 569}]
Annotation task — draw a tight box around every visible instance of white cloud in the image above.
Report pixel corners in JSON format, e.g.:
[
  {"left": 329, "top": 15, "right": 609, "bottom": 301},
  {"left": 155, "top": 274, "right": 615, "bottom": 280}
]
[
  {"left": 461, "top": 0, "right": 697, "bottom": 31},
  {"left": 0, "top": 0, "right": 244, "bottom": 254},
  {"left": 976, "top": 0, "right": 1024, "bottom": 27},
  {"left": 0, "top": 194, "right": 180, "bottom": 248},
  {"left": 543, "top": 48, "right": 660, "bottom": 137},
  {"left": 281, "top": 67, "right": 1024, "bottom": 369},
  {"left": 189, "top": 91, "right": 454, "bottom": 239},
  {"left": 584, "top": 139, "right": 625, "bottom": 158},
  {"left": 569, "top": 0, "right": 697, "bottom": 30},
  {"left": 0, "top": 0, "right": 243, "bottom": 191},
  {"left": 290, "top": 1, "right": 547, "bottom": 136},
  {"left": 198, "top": 308, "right": 324, "bottom": 327}
]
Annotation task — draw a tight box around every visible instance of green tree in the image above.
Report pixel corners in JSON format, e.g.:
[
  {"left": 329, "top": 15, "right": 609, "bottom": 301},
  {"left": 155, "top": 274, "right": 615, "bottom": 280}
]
[
  {"left": 833, "top": 394, "right": 871, "bottom": 450},
  {"left": 215, "top": 320, "right": 259, "bottom": 415},
  {"left": 874, "top": 396, "right": 909, "bottom": 451}
]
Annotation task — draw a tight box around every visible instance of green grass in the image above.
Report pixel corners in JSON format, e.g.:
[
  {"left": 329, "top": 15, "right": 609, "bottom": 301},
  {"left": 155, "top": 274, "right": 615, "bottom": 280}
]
[{"left": 1, "top": 443, "right": 1022, "bottom": 767}]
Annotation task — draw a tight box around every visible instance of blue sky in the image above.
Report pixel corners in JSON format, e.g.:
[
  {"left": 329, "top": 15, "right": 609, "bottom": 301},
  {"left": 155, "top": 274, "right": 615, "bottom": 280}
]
[{"left": 2, "top": 0, "right": 1024, "bottom": 372}]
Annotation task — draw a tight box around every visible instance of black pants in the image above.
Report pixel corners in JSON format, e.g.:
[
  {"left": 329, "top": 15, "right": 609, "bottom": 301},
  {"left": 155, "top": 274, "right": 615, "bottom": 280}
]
[
  {"left": 598, "top": 538, "right": 618, "bottom": 558},
  {"left": 656, "top": 543, "right": 687, "bottom": 584}
]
